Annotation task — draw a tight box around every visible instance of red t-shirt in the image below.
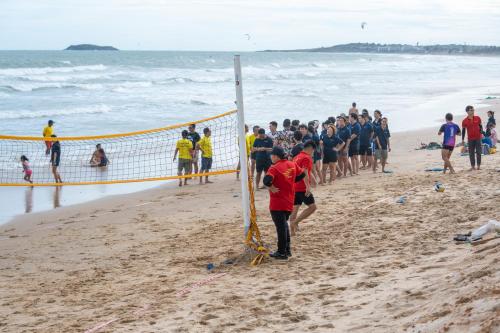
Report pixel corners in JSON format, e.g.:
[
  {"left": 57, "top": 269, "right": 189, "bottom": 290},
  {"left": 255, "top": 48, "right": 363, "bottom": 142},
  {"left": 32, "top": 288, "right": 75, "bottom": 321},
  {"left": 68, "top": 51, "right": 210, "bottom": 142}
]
[
  {"left": 266, "top": 159, "right": 303, "bottom": 212},
  {"left": 462, "top": 116, "right": 482, "bottom": 140},
  {"left": 293, "top": 151, "right": 312, "bottom": 193}
]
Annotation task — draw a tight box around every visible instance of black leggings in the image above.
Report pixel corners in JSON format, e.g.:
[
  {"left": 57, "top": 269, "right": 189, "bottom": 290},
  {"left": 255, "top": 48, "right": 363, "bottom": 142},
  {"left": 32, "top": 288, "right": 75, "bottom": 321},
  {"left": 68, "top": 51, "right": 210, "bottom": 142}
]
[
  {"left": 270, "top": 210, "right": 291, "bottom": 255},
  {"left": 468, "top": 139, "right": 482, "bottom": 167}
]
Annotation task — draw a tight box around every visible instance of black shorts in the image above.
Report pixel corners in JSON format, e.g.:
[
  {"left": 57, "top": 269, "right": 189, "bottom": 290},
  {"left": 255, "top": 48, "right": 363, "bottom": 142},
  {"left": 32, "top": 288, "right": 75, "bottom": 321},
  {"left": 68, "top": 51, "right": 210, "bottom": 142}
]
[
  {"left": 251, "top": 152, "right": 257, "bottom": 160},
  {"left": 294, "top": 192, "right": 315, "bottom": 206},
  {"left": 256, "top": 159, "right": 271, "bottom": 173},
  {"left": 201, "top": 157, "right": 212, "bottom": 171},
  {"left": 348, "top": 144, "right": 359, "bottom": 157},
  {"left": 442, "top": 145, "right": 454, "bottom": 152},
  {"left": 359, "top": 145, "right": 372, "bottom": 156},
  {"left": 323, "top": 150, "right": 338, "bottom": 164}
]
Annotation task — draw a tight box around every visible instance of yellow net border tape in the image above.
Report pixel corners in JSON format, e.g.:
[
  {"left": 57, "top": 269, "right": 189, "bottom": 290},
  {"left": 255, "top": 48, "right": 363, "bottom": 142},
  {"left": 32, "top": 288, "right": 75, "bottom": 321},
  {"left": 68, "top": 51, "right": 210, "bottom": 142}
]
[
  {"left": 0, "top": 109, "right": 237, "bottom": 142},
  {"left": 0, "top": 169, "right": 238, "bottom": 187}
]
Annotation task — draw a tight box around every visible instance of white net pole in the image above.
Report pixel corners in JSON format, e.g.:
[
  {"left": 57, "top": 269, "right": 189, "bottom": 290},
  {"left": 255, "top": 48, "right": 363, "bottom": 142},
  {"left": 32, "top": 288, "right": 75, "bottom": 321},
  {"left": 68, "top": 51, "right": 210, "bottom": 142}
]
[{"left": 234, "top": 55, "right": 251, "bottom": 235}]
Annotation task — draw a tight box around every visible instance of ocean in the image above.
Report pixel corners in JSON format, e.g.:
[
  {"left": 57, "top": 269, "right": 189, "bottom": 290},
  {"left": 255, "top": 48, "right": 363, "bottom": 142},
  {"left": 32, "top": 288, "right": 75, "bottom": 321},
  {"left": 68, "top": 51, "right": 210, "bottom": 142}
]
[{"left": 1, "top": 50, "right": 500, "bottom": 222}]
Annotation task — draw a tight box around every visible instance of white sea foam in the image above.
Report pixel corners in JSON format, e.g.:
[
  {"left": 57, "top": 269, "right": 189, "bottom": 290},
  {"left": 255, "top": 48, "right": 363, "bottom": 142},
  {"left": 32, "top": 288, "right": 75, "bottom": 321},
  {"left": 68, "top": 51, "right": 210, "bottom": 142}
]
[
  {"left": 0, "top": 64, "right": 107, "bottom": 77},
  {"left": 0, "top": 104, "right": 111, "bottom": 120}
]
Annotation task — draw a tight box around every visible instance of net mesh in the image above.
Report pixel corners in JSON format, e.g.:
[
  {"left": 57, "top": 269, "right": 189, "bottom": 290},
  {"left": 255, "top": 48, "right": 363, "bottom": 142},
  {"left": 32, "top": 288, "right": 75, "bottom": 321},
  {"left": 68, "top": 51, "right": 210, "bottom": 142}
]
[{"left": 0, "top": 110, "right": 239, "bottom": 186}]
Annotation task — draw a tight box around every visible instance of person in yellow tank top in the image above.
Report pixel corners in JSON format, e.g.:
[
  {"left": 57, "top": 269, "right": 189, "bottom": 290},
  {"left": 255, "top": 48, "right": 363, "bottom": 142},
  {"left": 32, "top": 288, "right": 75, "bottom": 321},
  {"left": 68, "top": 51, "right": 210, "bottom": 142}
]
[
  {"left": 173, "top": 130, "right": 193, "bottom": 187},
  {"left": 43, "top": 120, "right": 55, "bottom": 155},
  {"left": 196, "top": 127, "right": 213, "bottom": 184}
]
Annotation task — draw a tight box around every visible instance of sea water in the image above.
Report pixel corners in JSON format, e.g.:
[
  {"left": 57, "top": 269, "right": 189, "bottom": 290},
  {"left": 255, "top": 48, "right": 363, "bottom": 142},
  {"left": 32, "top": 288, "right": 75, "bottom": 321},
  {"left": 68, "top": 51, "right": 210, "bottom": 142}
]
[{"left": 1, "top": 50, "right": 500, "bottom": 222}]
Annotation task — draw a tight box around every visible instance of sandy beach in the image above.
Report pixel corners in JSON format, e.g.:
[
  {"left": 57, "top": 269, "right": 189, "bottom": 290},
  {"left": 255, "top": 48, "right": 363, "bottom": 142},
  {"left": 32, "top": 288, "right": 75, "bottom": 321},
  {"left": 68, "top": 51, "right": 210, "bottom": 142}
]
[{"left": 1, "top": 101, "right": 499, "bottom": 333}]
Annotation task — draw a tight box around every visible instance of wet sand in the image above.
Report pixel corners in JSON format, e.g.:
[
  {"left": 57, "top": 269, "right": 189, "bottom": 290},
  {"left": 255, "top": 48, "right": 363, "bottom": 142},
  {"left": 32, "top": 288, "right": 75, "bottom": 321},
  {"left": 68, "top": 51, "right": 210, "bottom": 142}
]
[{"left": 0, "top": 100, "right": 499, "bottom": 332}]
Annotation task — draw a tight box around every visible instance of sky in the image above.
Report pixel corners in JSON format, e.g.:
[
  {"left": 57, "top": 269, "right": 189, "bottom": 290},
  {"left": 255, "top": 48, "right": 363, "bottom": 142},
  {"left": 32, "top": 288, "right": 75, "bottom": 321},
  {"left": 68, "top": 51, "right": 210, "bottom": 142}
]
[{"left": 1, "top": 0, "right": 500, "bottom": 51}]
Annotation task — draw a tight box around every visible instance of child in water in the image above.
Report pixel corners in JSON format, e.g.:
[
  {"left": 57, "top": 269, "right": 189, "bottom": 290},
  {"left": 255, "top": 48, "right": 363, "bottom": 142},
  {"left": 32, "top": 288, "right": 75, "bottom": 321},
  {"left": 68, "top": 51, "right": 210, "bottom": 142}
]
[{"left": 20, "top": 155, "right": 33, "bottom": 183}]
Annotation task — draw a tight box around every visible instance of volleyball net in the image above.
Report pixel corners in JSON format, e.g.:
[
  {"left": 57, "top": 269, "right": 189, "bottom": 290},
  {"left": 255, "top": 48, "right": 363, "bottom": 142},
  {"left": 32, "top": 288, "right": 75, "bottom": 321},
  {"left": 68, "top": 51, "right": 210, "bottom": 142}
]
[{"left": 0, "top": 110, "right": 239, "bottom": 186}]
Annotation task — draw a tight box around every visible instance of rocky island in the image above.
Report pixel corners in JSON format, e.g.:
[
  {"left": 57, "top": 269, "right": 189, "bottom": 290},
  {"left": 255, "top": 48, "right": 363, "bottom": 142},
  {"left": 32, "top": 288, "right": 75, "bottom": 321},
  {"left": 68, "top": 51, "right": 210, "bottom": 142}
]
[
  {"left": 264, "top": 43, "right": 500, "bottom": 56},
  {"left": 64, "top": 44, "right": 118, "bottom": 51}
]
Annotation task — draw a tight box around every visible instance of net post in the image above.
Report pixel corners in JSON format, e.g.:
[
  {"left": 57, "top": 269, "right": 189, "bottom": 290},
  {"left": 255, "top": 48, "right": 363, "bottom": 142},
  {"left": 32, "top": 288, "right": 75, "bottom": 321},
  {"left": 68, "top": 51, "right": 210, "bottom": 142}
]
[{"left": 234, "top": 55, "right": 251, "bottom": 236}]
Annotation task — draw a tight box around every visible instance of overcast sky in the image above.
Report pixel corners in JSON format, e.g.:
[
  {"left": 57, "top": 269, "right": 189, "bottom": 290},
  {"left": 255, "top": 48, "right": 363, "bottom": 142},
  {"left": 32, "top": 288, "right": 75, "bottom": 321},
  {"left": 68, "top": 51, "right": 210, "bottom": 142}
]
[{"left": 1, "top": 0, "right": 500, "bottom": 50}]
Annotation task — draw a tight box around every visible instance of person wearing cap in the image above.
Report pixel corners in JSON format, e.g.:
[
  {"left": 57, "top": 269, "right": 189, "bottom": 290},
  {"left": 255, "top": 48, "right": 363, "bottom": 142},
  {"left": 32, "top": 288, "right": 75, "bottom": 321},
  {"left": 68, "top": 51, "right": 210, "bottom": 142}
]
[
  {"left": 461, "top": 105, "right": 483, "bottom": 170},
  {"left": 263, "top": 146, "right": 306, "bottom": 260},
  {"left": 43, "top": 120, "right": 55, "bottom": 155},
  {"left": 252, "top": 128, "right": 273, "bottom": 189}
]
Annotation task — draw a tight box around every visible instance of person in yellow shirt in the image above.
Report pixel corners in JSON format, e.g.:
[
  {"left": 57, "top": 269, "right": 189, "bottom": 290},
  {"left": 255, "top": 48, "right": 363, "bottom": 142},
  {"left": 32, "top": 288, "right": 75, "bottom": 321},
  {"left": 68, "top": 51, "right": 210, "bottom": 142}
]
[
  {"left": 196, "top": 127, "right": 213, "bottom": 184},
  {"left": 43, "top": 120, "right": 55, "bottom": 155},
  {"left": 248, "top": 125, "right": 260, "bottom": 177},
  {"left": 173, "top": 130, "right": 193, "bottom": 187}
]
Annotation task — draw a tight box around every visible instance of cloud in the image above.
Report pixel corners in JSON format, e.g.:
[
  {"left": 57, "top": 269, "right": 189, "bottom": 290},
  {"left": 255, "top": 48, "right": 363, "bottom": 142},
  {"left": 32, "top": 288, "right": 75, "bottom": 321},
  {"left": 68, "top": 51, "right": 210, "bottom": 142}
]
[{"left": 0, "top": 0, "right": 499, "bottom": 50}]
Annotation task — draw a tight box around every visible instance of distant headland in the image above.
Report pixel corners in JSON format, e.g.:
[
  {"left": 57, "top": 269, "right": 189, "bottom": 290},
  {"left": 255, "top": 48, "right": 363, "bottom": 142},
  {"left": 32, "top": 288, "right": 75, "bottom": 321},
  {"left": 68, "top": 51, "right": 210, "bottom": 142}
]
[
  {"left": 263, "top": 43, "right": 500, "bottom": 56},
  {"left": 64, "top": 44, "right": 119, "bottom": 51}
]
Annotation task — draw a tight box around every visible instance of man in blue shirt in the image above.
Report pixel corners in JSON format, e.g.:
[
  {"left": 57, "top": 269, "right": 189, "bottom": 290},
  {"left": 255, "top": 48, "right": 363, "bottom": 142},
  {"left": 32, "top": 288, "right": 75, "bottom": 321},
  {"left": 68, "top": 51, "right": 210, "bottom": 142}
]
[
  {"left": 359, "top": 114, "right": 374, "bottom": 170},
  {"left": 252, "top": 129, "right": 274, "bottom": 189},
  {"left": 348, "top": 113, "right": 362, "bottom": 175},
  {"left": 373, "top": 118, "right": 391, "bottom": 173},
  {"left": 336, "top": 116, "right": 352, "bottom": 177}
]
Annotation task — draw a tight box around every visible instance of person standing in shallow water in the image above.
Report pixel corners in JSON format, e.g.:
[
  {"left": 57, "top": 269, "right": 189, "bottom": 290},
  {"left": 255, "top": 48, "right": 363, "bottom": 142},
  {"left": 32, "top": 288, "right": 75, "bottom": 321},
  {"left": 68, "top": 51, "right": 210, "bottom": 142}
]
[
  {"left": 50, "top": 135, "right": 63, "bottom": 183},
  {"left": 461, "top": 105, "right": 483, "bottom": 171},
  {"left": 43, "top": 120, "right": 55, "bottom": 155}
]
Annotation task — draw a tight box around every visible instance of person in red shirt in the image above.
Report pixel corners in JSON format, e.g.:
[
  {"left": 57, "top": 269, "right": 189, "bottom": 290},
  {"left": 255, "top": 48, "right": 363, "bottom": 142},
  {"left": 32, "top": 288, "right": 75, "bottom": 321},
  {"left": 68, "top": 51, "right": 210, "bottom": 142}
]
[
  {"left": 461, "top": 105, "right": 483, "bottom": 170},
  {"left": 263, "top": 146, "right": 305, "bottom": 260},
  {"left": 290, "top": 141, "right": 317, "bottom": 236}
]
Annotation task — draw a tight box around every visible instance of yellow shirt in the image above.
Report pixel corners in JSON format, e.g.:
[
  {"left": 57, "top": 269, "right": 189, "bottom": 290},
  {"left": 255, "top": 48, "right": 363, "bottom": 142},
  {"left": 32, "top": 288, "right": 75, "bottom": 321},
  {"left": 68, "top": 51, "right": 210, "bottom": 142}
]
[
  {"left": 198, "top": 136, "right": 213, "bottom": 158},
  {"left": 176, "top": 138, "right": 192, "bottom": 160},
  {"left": 246, "top": 133, "right": 256, "bottom": 156},
  {"left": 43, "top": 125, "right": 53, "bottom": 137}
]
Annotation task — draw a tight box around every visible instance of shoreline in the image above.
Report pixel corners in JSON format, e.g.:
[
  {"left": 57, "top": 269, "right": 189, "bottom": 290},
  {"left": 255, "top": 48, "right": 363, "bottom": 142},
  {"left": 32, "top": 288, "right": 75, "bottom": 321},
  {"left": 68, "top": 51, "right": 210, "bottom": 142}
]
[
  {"left": 0, "top": 99, "right": 498, "bottom": 332},
  {"left": 3, "top": 97, "right": 498, "bottom": 227}
]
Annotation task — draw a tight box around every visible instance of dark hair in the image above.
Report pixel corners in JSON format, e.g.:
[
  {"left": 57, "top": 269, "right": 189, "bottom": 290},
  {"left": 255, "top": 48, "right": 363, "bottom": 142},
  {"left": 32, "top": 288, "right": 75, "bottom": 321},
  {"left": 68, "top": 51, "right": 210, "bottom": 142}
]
[
  {"left": 269, "top": 121, "right": 278, "bottom": 128},
  {"left": 21, "top": 155, "right": 29, "bottom": 161},
  {"left": 48, "top": 120, "right": 54, "bottom": 125},
  {"left": 307, "top": 125, "right": 315, "bottom": 134},
  {"left": 182, "top": 130, "right": 189, "bottom": 138},
  {"left": 189, "top": 123, "right": 196, "bottom": 129},
  {"left": 350, "top": 113, "right": 358, "bottom": 121},
  {"left": 203, "top": 127, "right": 210, "bottom": 134},
  {"left": 283, "top": 119, "right": 291, "bottom": 128},
  {"left": 253, "top": 125, "right": 260, "bottom": 131},
  {"left": 362, "top": 109, "right": 369, "bottom": 115},
  {"left": 293, "top": 130, "right": 303, "bottom": 142},
  {"left": 98, "top": 148, "right": 105, "bottom": 154},
  {"left": 374, "top": 110, "right": 381, "bottom": 116},
  {"left": 96, "top": 144, "right": 101, "bottom": 148},
  {"left": 271, "top": 146, "right": 286, "bottom": 159},
  {"left": 487, "top": 110, "right": 494, "bottom": 116},
  {"left": 328, "top": 117, "right": 336, "bottom": 124},
  {"left": 292, "top": 119, "right": 300, "bottom": 126},
  {"left": 445, "top": 113, "right": 453, "bottom": 121},
  {"left": 298, "top": 124, "right": 308, "bottom": 130},
  {"left": 361, "top": 114, "right": 369, "bottom": 120},
  {"left": 290, "top": 126, "right": 297, "bottom": 132},
  {"left": 465, "top": 105, "right": 474, "bottom": 112},
  {"left": 303, "top": 140, "right": 316, "bottom": 150},
  {"left": 307, "top": 121, "right": 315, "bottom": 127},
  {"left": 258, "top": 128, "right": 266, "bottom": 135},
  {"left": 352, "top": 102, "right": 356, "bottom": 107}
]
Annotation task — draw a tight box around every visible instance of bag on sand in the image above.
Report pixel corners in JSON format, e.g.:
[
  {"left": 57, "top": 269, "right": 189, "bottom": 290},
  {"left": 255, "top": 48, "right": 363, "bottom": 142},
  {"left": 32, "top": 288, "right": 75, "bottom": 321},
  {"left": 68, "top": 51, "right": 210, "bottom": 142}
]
[{"left": 482, "top": 144, "right": 490, "bottom": 155}]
